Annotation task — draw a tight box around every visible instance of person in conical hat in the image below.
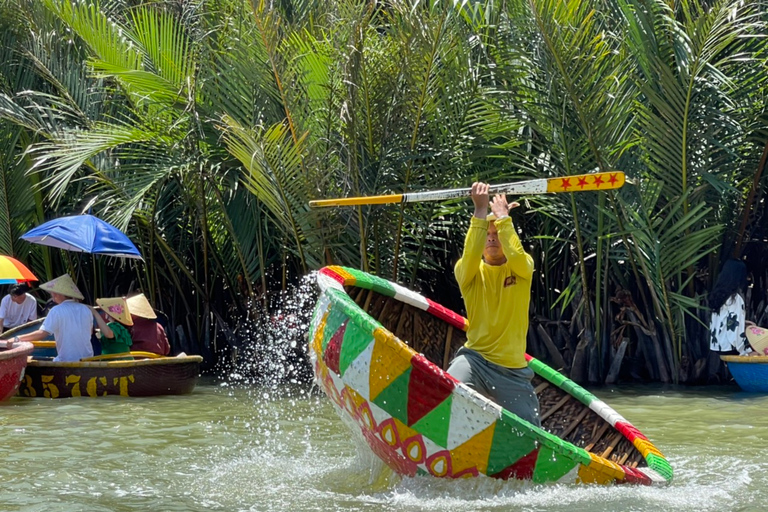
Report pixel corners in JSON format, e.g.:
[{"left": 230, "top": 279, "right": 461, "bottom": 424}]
[
  {"left": 125, "top": 293, "right": 170, "bottom": 356},
  {"left": 10, "top": 274, "right": 111, "bottom": 361},
  {"left": 39, "top": 273, "right": 84, "bottom": 300},
  {"left": 95, "top": 297, "right": 134, "bottom": 356}
]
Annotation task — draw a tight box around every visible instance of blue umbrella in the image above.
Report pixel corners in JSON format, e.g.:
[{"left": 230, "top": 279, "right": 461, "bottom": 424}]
[{"left": 21, "top": 214, "right": 143, "bottom": 259}]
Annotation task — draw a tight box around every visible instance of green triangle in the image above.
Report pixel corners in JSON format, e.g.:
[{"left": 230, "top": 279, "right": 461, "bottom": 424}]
[
  {"left": 321, "top": 306, "right": 348, "bottom": 353},
  {"left": 338, "top": 321, "right": 374, "bottom": 376},
  {"left": 486, "top": 409, "right": 538, "bottom": 476},
  {"left": 531, "top": 446, "right": 578, "bottom": 483},
  {"left": 410, "top": 395, "right": 452, "bottom": 448},
  {"left": 371, "top": 367, "right": 411, "bottom": 425}
]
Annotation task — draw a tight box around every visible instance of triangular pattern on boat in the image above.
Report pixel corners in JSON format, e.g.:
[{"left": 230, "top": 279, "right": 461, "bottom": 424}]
[
  {"left": 371, "top": 367, "right": 411, "bottom": 425},
  {"left": 323, "top": 320, "right": 347, "bottom": 375},
  {"left": 486, "top": 410, "right": 538, "bottom": 476},
  {"left": 445, "top": 386, "right": 500, "bottom": 449},
  {"left": 369, "top": 329, "right": 413, "bottom": 401},
  {"left": 321, "top": 305, "right": 348, "bottom": 353},
  {"left": 407, "top": 353, "right": 456, "bottom": 426},
  {"left": 410, "top": 394, "right": 453, "bottom": 448},
  {"left": 448, "top": 421, "right": 496, "bottom": 476},
  {"left": 338, "top": 320, "right": 375, "bottom": 377},
  {"left": 491, "top": 448, "right": 539, "bottom": 480},
  {"left": 531, "top": 446, "right": 579, "bottom": 483},
  {"left": 340, "top": 339, "right": 375, "bottom": 401}
]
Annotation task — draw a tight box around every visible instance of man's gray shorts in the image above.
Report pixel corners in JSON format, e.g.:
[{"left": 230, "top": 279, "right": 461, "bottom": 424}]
[{"left": 447, "top": 347, "right": 541, "bottom": 427}]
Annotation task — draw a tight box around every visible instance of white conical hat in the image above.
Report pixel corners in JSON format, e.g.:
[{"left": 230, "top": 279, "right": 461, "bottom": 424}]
[
  {"left": 39, "top": 274, "right": 84, "bottom": 300},
  {"left": 126, "top": 293, "right": 157, "bottom": 319},
  {"left": 95, "top": 297, "right": 134, "bottom": 326}
]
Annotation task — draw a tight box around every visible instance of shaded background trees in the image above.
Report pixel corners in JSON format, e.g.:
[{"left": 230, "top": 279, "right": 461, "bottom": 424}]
[{"left": 0, "top": 0, "right": 766, "bottom": 384}]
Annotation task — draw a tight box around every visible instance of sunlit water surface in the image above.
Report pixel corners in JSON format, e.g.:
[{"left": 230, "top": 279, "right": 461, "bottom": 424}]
[{"left": 2, "top": 379, "right": 767, "bottom": 512}]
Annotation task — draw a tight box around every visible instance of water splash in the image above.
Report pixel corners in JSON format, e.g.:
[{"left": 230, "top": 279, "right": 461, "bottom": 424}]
[{"left": 213, "top": 273, "right": 319, "bottom": 391}]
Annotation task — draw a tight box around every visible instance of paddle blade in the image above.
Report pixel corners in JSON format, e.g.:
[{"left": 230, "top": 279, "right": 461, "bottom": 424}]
[{"left": 545, "top": 171, "right": 624, "bottom": 193}]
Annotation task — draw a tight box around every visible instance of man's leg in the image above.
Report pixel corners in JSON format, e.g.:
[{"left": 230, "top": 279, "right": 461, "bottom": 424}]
[{"left": 487, "top": 366, "right": 541, "bottom": 427}]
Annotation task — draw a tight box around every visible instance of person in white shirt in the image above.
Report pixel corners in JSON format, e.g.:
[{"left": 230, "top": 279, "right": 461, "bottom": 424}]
[
  {"left": 0, "top": 283, "right": 38, "bottom": 333},
  {"left": 8, "top": 274, "right": 110, "bottom": 361}
]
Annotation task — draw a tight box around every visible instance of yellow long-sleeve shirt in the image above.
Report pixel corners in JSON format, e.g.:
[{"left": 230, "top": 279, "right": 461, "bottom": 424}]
[{"left": 454, "top": 215, "right": 534, "bottom": 369}]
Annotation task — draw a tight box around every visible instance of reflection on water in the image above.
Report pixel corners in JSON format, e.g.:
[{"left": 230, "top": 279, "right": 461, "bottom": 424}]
[{"left": 2, "top": 379, "right": 768, "bottom": 511}]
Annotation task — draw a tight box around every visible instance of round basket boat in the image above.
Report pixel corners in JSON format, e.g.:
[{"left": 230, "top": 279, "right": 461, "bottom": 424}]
[
  {"left": 309, "top": 266, "right": 672, "bottom": 486},
  {"left": 720, "top": 355, "right": 768, "bottom": 393},
  {"left": 0, "top": 341, "right": 34, "bottom": 401}
]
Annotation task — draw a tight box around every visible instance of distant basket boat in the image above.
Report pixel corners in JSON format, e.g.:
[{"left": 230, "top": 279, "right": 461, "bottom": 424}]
[
  {"left": 720, "top": 355, "right": 768, "bottom": 392},
  {"left": 0, "top": 341, "right": 33, "bottom": 401},
  {"left": 1, "top": 319, "right": 202, "bottom": 398},
  {"left": 310, "top": 266, "right": 672, "bottom": 486}
]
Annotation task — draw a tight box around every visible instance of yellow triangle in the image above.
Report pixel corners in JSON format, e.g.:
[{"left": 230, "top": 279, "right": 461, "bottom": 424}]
[
  {"left": 312, "top": 310, "right": 330, "bottom": 357},
  {"left": 449, "top": 421, "right": 497, "bottom": 477},
  {"left": 369, "top": 328, "right": 416, "bottom": 401}
]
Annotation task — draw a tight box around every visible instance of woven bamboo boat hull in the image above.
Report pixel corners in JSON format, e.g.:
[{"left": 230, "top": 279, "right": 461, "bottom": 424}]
[
  {"left": 720, "top": 355, "right": 768, "bottom": 392},
  {"left": 310, "top": 266, "right": 672, "bottom": 486},
  {"left": 0, "top": 342, "right": 34, "bottom": 401},
  {"left": 18, "top": 356, "right": 203, "bottom": 398}
]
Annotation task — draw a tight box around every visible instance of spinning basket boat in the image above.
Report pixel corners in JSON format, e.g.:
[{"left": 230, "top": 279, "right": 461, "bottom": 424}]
[
  {"left": 310, "top": 266, "right": 672, "bottom": 485},
  {"left": 720, "top": 355, "right": 768, "bottom": 392}
]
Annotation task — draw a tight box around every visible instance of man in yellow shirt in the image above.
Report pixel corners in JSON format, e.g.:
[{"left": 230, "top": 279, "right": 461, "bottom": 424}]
[{"left": 447, "top": 182, "right": 540, "bottom": 426}]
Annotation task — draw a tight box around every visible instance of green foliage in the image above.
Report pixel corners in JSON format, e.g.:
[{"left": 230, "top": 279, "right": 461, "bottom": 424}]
[{"left": 0, "top": 0, "right": 764, "bottom": 382}]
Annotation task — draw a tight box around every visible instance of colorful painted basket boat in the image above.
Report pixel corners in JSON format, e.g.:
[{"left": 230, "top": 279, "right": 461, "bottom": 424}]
[
  {"left": 310, "top": 266, "right": 672, "bottom": 485},
  {"left": 0, "top": 341, "right": 34, "bottom": 401},
  {"left": 720, "top": 355, "right": 768, "bottom": 392}
]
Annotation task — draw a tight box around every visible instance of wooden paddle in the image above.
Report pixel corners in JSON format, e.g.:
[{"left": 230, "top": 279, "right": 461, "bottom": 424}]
[{"left": 309, "top": 171, "right": 625, "bottom": 208}]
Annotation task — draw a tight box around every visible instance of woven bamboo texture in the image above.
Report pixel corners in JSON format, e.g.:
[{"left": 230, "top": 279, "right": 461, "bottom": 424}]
[{"left": 310, "top": 266, "right": 672, "bottom": 485}]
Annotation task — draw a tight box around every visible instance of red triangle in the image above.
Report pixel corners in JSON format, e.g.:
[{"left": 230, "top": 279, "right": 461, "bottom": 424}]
[
  {"left": 323, "top": 320, "right": 347, "bottom": 375},
  {"left": 407, "top": 353, "right": 458, "bottom": 426},
  {"left": 491, "top": 448, "right": 540, "bottom": 481}
]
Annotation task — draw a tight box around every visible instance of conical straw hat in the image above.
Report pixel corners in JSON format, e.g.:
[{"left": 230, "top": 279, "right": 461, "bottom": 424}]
[
  {"left": 95, "top": 297, "right": 134, "bottom": 326},
  {"left": 40, "top": 274, "right": 84, "bottom": 300},
  {"left": 126, "top": 293, "right": 157, "bottom": 319},
  {"left": 746, "top": 325, "right": 768, "bottom": 355}
]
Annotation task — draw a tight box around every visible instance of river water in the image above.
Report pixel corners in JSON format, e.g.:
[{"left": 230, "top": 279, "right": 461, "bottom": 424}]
[{"left": 1, "top": 379, "right": 766, "bottom": 512}]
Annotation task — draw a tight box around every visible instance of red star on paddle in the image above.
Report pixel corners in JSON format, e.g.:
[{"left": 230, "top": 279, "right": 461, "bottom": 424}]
[
  {"left": 592, "top": 175, "right": 604, "bottom": 187},
  {"left": 608, "top": 173, "right": 619, "bottom": 186},
  {"left": 560, "top": 178, "right": 572, "bottom": 190},
  {"left": 577, "top": 177, "right": 588, "bottom": 189}
]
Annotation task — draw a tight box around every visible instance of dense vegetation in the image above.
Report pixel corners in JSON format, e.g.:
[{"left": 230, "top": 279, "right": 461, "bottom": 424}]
[{"left": 0, "top": 0, "right": 766, "bottom": 384}]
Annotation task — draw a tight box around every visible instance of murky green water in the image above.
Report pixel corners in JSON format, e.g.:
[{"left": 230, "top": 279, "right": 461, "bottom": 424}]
[{"left": 1, "top": 379, "right": 767, "bottom": 512}]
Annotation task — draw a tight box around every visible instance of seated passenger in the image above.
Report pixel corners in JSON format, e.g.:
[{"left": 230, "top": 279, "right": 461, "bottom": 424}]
[
  {"left": 95, "top": 297, "right": 134, "bottom": 355},
  {"left": 126, "top": 293, "right": 170, "bottom": 356},
  {"left": 11, "top": 274, "right": 110, "bottom": 361},
  {"left": 0, "top": 283, "right": 38, "bottom": 333}
]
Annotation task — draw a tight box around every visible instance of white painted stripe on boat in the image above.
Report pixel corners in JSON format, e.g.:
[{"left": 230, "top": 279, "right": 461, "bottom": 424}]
[
  {"left": 317, "top": 272, "right": 345, "bottom": 292},
  {"left": 309, "top": 293, "right": 332, "bottom": 340},
  {"left": 446, "top": 384, "right": 502, "bottom": 450},
  {"left": 556, "top": 465, "right": 581, "bottom": 484},
  {"left": 340, "top": 338, "right": 375, "bottom": 401},
  {"left": 392, "top": 284, "right": 429, "bottom": 310},
  {"left": 636, "top": 467, "right": 667, "bottom": 484},
  {"left": 588, "top": 400, "right": 627, "bottom": 426}
]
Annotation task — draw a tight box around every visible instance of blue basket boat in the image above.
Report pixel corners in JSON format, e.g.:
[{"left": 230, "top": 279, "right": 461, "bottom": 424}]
[{"left": 720, "top": 355, "right": 768, "bottom": 392}]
